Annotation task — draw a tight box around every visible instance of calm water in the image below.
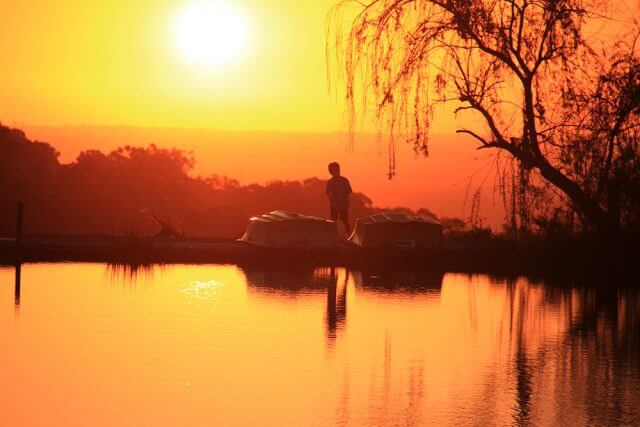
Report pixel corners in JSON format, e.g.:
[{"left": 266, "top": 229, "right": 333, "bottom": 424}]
[{"left": 1, "top": 263, "right": 639, "bottom": 426}]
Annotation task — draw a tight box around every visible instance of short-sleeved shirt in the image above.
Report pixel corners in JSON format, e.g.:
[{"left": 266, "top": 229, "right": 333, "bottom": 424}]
[{"left": 326, "top": 176, "right": 352, "bottom": 210}]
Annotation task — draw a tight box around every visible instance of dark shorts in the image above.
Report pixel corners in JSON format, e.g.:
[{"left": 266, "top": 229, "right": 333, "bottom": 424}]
[{"left": 330, "top": 207, "right": 349, "bottom": 222}]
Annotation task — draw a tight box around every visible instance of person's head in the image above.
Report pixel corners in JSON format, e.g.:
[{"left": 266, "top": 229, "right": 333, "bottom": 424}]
[{"left": 328, "top": 162, "right": 340, "bottom": 177}]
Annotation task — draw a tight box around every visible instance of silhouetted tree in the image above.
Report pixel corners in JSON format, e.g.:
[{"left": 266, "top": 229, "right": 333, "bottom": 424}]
[
  {"left": 329, "top": 0, "right": 640, "bottom": 235},
  {"left": 0, "top": 124, "right": 427, "bottom": 237},
  {"left": 0, "top": 126, "right": 60, "bottom": 232}
]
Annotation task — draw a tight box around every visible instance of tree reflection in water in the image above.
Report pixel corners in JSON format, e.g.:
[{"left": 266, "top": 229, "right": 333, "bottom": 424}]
[
  {"left": 106, "top": 262, "right": 157, "bottom": 287},
  {"left": 67, "top": 264, "right": 636, "bottom": 423}
]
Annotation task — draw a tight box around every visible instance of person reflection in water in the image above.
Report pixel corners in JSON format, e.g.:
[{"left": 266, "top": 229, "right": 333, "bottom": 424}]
[{"left": 326, "top": 162, "right": 353, "bottom": 236}]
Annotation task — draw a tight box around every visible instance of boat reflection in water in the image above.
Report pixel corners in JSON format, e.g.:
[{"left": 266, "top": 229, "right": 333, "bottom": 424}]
[
  {"left": 351, "top": 267, "right": 444, "bottom": 293},
  {"left": 240, "top": 265, "right": 444, "bottom": 349},
  {"left": 240, "top": 266, "right": 351, "bottom": 346},
  {"left": 0, "top": 263, "right": 638, "bottom": 425}
]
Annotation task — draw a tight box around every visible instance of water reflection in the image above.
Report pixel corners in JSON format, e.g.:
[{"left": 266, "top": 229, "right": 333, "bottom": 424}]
[
  {"left": 0, "top": 264, "right": 638, "bottom": 425},
  {"left": 499, "top": 280, "right": 640, "bottom": 424},
  {"left": 239, "top": 265, "right": 444, "bottom": 342},
  {"left": 561, "top": 286, "right": 640, "bottom": 424},
  {"left": 240, "top": 266, "right": 351, "bottom": 345},
  {"left": 14, "top": 263, "right": 21, "bottom": 312},
  {"left": 512, "top": 283, "right": 533, "bottom": 425},
  {"left": 353, "top": 268, "right": 443, "bottom": 293},
  {"left": 106, "top": 262, "right": 156, "bottom": 286},
  {"left": 241, "top": 266, "right": 330, "bottom": 293},
  {"left": 239, "top": 267, "right": 640, "bottom": 424},
  {"left": 325, "top": 268, "right": 348, "bottom": 346}
]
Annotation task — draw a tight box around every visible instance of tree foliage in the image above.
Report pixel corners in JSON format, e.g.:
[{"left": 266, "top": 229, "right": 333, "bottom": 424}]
[
  {"left": 0, "top": 125, "right": 435, "bottom": 237},
  {"left": 328, "top": 0, "right": 640, "bottom": 234}
]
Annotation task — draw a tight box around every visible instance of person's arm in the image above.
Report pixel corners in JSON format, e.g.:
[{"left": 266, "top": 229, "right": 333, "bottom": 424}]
[
  {"left": 346, "top": 178, "right": 353, "bottom": 195},
  {"left": 326, "top": 180, "right": 331, "bottom": 196}
]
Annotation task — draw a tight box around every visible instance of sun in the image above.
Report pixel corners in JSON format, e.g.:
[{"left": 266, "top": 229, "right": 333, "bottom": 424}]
[{"left": 173, "top": 1, "right": 249, "bottom": 67}]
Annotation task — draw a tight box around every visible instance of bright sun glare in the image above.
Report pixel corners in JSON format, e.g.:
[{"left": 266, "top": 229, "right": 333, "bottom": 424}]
[{"left": 174, "top": 1, "right": 248, "bottom": 67}]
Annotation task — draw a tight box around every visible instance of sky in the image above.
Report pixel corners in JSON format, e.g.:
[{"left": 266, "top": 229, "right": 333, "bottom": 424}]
[
  {"left": 2, "top": 0, "right": 638, "bottom": 226},
  {"left": 2, "top": 0, "right": 368, "bottom": 131},
  {"left": 1, "top": 0, "right": 474, "bottom": 220},
  {"left": 21, "top": 126, "right": 498, "bottom": 222},
  {"left": 0, "top": 0, "right": 466, "bottom": 133}
]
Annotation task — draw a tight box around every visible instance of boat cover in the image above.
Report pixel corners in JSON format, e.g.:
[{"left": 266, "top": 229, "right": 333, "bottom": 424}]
[
  {"left": 239, "top": 211, "right": 338, "bottom": 248},
  {"left": 348, "top": 212, "right": 442, "bottom": 249}
]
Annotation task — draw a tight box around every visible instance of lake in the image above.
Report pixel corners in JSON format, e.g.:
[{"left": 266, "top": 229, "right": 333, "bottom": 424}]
[{"left": 1, "top": 263, "right": 638, "bottom": 426}]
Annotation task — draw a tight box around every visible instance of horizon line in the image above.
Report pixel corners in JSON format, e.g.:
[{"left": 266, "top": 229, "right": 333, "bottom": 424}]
[{"left": 10, "top": 122, "right": 459, "bottom": 137}]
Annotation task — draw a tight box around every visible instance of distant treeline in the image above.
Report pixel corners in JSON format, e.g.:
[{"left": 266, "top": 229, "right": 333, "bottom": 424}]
[{"left": 0, "top": 125, "right": 441, "bottom": 237}]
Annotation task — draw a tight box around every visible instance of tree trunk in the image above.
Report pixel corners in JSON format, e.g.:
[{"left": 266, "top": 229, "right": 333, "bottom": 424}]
[
  {"left": 520, "top": 78, "right": 619, "bottom": 236},
  {"left": 534, "top": 158, "right": 620, "bottom": 236}
]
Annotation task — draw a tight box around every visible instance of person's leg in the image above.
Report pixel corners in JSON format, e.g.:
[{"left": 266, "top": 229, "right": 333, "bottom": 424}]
[
  {"left": 340, "top": 209, "right": 351, "bottom": 235},
  {"left": 330, "top": 207, "right": 340, "bottom": 233},
  {"left": 330, "top": 207, "right": 338, "bottom": 221}
]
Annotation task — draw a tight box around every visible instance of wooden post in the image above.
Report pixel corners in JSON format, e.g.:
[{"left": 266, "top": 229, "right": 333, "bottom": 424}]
[
  {"left": 14, "top": 263, "right": 21, "bottom": 307},
  {"left": 16, "top": 202, "right": 23, "bottom": 246},
  {"left": 14, "top": 204, "right": 23, "bottom": 309}
]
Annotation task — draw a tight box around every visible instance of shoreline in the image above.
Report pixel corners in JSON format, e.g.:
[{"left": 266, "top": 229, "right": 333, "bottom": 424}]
[{"left": 1, "top": 235, "right": 637, "bottom": 281}]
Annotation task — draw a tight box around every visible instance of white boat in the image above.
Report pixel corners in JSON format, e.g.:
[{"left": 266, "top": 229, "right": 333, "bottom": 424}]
[
  {"left": 348, "top": 212, "right": 442, "bottom": 249},
  {"left": 239, "top": 211, "right": 338, "bottom": 248}
]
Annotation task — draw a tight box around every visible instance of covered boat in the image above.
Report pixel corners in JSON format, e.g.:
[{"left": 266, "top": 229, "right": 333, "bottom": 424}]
[
  {"left": 348, "top": 212, "right": 442, "bottom": 249},
  {"left": 239, "top": 211, "right": 338, "bottom": 248}
]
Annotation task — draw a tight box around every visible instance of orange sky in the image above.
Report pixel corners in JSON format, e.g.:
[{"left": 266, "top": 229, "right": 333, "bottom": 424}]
[
  {"left": 2, "top": 0, "right": 638, "bottom": 226},
  {"left": 22, "top": 126, "right": 501, "bottom": 222},
  {"left": 2, "top": 0, "right": 635, "bottom": 130},
  {"left": 1, "top": 0, "right": 478, "bottom": 221},
  {"left": 1, "top": 0, "right": 463, "bottom": 132}
]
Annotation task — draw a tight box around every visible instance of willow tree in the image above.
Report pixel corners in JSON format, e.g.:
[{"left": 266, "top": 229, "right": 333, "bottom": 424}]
[{"left": 328, "top": 0, "right": 640, "bottom": 234}]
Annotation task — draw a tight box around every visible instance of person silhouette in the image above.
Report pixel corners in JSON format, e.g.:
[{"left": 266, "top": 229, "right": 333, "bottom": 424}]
[{"left": 326, "top": 162, "right": 353, "bottom": 236}]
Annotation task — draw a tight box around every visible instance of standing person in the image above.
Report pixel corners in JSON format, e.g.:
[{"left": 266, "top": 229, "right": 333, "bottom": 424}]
[{"left": 326, "top": 162, "right": 353, "bottom": 236}]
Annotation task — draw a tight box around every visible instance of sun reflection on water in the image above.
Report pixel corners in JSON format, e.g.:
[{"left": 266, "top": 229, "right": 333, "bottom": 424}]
[
  {"left": 182, "top": 279, "right": 227, "bottom": 304},
  {"left": 0, "top": 263, "right": 638, "bottom": 426}
]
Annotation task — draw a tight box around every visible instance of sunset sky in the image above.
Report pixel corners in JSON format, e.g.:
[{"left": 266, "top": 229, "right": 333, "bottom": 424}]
[
  {"left": 3, "top": 0, "right": 373, "bottom": 131},
  {"left": 2, "top": 0, "right": 638, "bottom": 225}
]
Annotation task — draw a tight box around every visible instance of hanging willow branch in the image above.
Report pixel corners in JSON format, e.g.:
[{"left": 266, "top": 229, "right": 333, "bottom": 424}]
[{"left": 328, "top": 0, "right": 640, "bottom": 234}]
